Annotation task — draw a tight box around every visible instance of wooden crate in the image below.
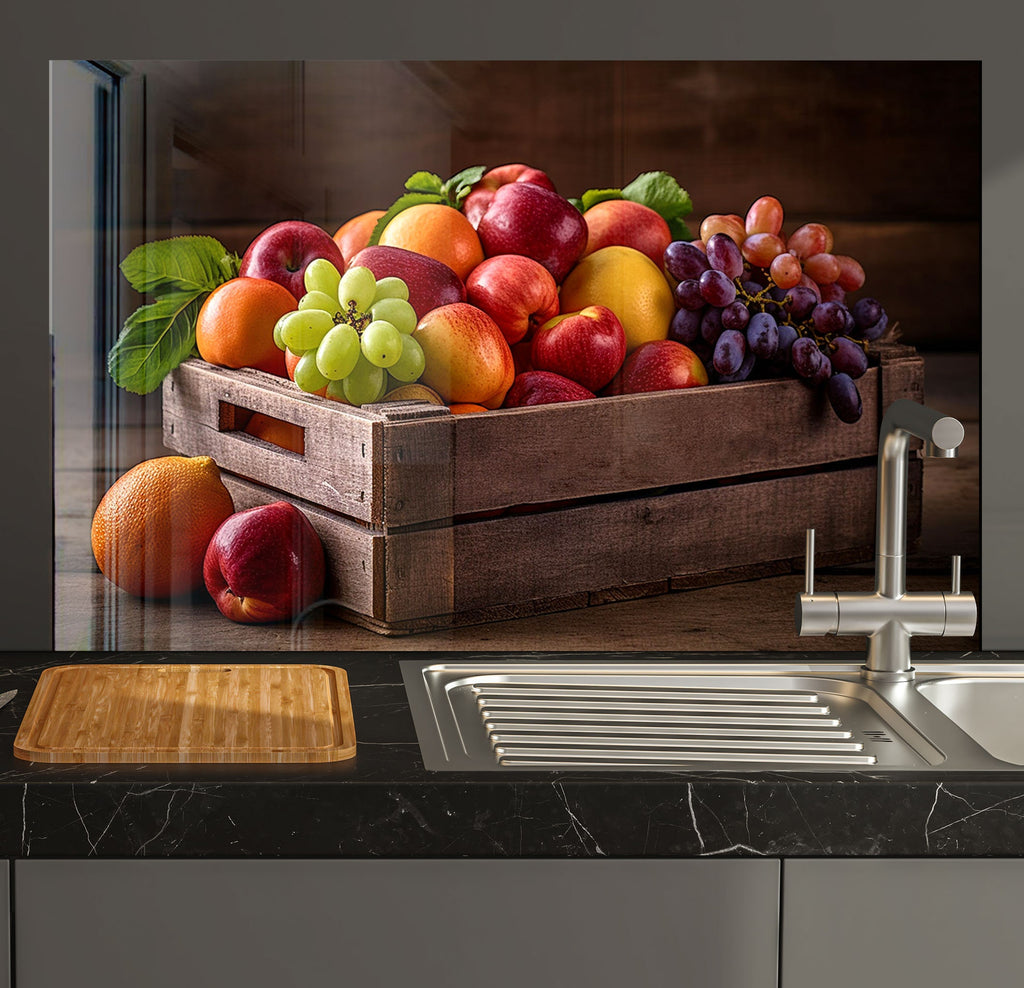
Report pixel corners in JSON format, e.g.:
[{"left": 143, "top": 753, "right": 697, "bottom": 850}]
[{"left": 162, "top": 344, "right": 924, "bottom": 634}]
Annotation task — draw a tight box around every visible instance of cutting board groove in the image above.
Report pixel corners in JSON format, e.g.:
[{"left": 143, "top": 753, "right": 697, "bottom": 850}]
[{"left": 13, "top": 664, "right": 357, "bottom": 763}]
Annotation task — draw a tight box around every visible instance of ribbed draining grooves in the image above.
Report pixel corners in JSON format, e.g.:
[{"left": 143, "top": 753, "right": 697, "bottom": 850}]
[{"left": 472, "top": 682, "right": 876, "bottom": 767}]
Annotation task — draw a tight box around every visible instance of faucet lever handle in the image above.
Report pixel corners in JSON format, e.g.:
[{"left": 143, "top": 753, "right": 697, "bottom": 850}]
[
  {"left": 951, "top": 555, "right": 961, "bottom": 595},
  {"left": 805, "top": 528, "right": 816, "bottom": 595}
]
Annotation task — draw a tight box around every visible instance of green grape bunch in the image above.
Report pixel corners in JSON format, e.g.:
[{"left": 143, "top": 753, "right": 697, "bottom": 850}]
[{"left": 272, "top": 260, "right": 426, "bottom": 405}]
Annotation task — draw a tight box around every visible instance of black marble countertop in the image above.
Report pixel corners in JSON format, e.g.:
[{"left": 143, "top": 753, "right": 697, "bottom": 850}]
[{"left": 3, "top": 650, "right": 1024, "bottom": 859}]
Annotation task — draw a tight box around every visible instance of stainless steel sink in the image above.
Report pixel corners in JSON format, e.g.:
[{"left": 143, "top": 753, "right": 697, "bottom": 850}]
[
  {"left": 916, "top": 677, "right": 1024, "bottom": 765},
  {"left": 401, "top": 658, "right": 1024, "bottom": 773}
]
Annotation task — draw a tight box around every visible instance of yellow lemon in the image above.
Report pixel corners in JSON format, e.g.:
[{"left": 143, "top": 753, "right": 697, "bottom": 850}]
[{"left": 559, "top": 245, "right": 675, "bottom": 354}]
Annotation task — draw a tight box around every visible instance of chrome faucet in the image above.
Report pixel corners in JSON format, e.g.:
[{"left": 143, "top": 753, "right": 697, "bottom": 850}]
[{"left": 796, "top": 399, "right": 977, "bottom": 682}]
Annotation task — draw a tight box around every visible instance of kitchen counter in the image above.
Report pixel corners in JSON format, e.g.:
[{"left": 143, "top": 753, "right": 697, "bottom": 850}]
[{"left": 3, "top": 649, "right": 1024, "bottom": 859}]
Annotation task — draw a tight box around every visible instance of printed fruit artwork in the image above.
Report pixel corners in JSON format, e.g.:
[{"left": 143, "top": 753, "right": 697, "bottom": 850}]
[
  {"left": 204, "top": 501, "right": 326, "bottom": 624},
  {"left": 580, "top": 199, "right": 673, "bottom": 268},
  {"left": 559, "top": 244, "right": 677, "bottom": 355},
  {"left": 376, "top": 202, "right": 484, "bottom": 282},
  {"left": 94, "top": 160, "right": 910, "bottom": 629},
  {"left": 195, "top": 277, "right": 297, "bottom": 376},
  {"left": 107, "top": 162, "right": 892, "bottom": 425},
  {"left": 412, "top": 302, "right": 515, "bottom": 406},
  {"left": 90, "top": 456, "right": 235, "bottom": 599},
  {"left": 665, "top": 193, "right": 889, "bottom": 422},
  {"left": 273, "top": 259, "right": 427, "bottom": 406},
  {"left": 238, "top": 220, "right": 346, "bottom": 302}
]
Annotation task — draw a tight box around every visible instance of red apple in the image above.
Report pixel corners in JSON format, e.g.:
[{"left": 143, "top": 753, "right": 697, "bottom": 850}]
[
  {"left": 582, "top": 199, "right": 673, "bottom": 268},
  {"left": 503, "top": 370, "right": 595, "bottom": 407},
  {"left": 462, "top": 163, "right": 557, "bottom": 228},
  {"left": 606, "top": 340, "right": 709, "bottom": 396},
  {"left": 510, "top": 338, "right": 535, "bottom": 376},
  {"left": 349, "top": 245, "right": 466, "bottom": 320},
  {"left": 239, "top": 221, "right": 345, "bottom": 302},
  {"left": 531, "top": 305, "right": 627, "bottom": 393},
  {"left": 203, "top": 502, "right": 326, "bottom": 624},
  {"left": 475, "top": 183, "right": 589, "bottom": 284},
  {"left": 465, "top": 254, "right": 560, "bottom": 345}
]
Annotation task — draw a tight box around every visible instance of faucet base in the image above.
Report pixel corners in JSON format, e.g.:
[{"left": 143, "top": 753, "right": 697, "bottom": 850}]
[{"left": 860, "top": 665, "right": 916, "bottom": 684}]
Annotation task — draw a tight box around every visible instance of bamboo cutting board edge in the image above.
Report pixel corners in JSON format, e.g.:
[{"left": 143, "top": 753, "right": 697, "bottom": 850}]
[{"left": 12, "top": 663, "right": 357, "bottom": 764}]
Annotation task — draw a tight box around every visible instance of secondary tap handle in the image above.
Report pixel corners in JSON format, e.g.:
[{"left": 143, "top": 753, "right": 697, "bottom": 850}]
[
  {"left": 951, "top": 555, "right": 961, "bottom": 595},
  {"left": 805, "top": 528, "right": 815, "bottom": 595}
]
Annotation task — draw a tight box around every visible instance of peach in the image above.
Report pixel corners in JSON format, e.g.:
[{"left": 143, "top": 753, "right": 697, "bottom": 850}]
[{"left": 412, "top": 303, "right": 515, "bottom": 405}]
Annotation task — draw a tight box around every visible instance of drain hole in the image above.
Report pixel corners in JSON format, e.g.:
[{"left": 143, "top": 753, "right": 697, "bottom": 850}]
[{"left": 862, "top": 730, "right": 894, "bottom": 743}]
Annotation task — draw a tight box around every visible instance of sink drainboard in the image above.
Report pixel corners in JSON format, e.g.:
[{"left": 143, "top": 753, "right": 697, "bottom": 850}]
[
  {"left": 475, "top": 681, "right": 876, "bottom": 767},
  {"left": 400, "top": 663, "right": 941, "bottom": 772}
]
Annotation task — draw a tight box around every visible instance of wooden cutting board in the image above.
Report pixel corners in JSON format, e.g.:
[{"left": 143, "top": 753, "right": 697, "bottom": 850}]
[{"left": 13, "top": 663, "right": 357, "bottom": 763}]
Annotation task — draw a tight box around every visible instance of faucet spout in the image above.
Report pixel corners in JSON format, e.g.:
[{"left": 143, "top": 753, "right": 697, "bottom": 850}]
[{"left": 875, "top": 400, "right": 965, "bottom": 599}]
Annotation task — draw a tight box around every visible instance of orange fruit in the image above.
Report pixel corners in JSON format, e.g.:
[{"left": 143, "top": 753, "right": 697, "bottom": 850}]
[
  {"left": 243, "top": 412, "right": 305, "bottom": 454},
  {"left": 91, "top": 455, "right": 235, "bottom": 599},
  {"left": 448, "top": 403, "right": 489, "bottom": 414},
  {"left": 333, "top": 209, "right": 385, "bottom": 267},
  {"left": 558, "top": 245, "right": 675, "bottom": 354},
  {"left": 377, "top": 204, "right": 484, "bottom": 282},
  {"left": 195, "top": 277, "right": 296, "bottom": 376}
]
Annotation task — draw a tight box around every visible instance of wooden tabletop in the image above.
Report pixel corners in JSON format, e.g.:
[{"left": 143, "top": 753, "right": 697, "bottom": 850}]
[{"left": 56, "top": 353, "right": 979, "bottom": 654}]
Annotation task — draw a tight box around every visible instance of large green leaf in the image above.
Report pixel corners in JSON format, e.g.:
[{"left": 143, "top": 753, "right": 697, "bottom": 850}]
[
  {"left": 106, "top": 290, "right": 207, "bottom": 395},
  {"left": 119, "top": 236, "right": 237, "bottom": 296},
  {"left": 621, "top": 172, "right": 693, "bottom": 221}
]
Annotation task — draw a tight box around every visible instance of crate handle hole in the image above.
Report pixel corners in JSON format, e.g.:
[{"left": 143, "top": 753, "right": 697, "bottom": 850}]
[{"left": 218, "top": 401, "right": 306, "bottom": 456}]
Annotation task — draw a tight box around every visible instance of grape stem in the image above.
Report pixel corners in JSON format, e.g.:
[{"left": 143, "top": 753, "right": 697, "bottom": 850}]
[
  {"left": 730, "top": 271, "right": 870, "bottom": 353},
  {"left": 336, "top": 300, "right": 372, "bottom": 334}
]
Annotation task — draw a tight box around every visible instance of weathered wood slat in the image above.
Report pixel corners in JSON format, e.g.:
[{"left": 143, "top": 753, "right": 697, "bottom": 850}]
[
  {"left": 449, "top": 371, "right": 882, "bottom": 515},
  {"left": 222, "top": 460, "right": 889, "bottom": 633},
  {"left": 373, "top": 403, "right": 454, "bottom": 531},
  {"left": 448, "top": 463, "right": 879, "bottom": 614},
  {"left": 164, "top": 346, "right": 923, "bottom": 525},
  {"left": 163, "top": 360, "right": 381, "bottom": 524}
]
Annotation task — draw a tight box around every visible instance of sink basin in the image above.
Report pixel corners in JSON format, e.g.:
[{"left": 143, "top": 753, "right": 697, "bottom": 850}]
[
  {"left": 916, "top": 678, "right": 1024, "bottom": 765},
  {"left": 401, "top": 658, "right": 1024, "bottom": 774}
]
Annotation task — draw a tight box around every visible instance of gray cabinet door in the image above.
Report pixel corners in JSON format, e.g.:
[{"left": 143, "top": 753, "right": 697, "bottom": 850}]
[
  {"left": 15, "top": 859, "right": 779, "bottom": 988},
  {"left": 783, "top": 859, "right": 1024, "bottom": 987}
]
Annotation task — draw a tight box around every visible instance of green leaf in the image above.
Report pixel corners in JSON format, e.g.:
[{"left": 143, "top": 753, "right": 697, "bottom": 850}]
[
  {"left": 220, "top": 251, "right": 241, "bottom": 281},
  {"left": 440, "top": 165, "right": 486, "bottom": 199},
  {"left": 568, "top": 197, "right": 584, "bottom": 212},
  {"left": 367, "top": 191, "right": 449, "bottom": 246},
  {"left": 454, "top": 185, "right": 476, "bottom": 208},
  {"left": 621, "top": 171, "right": 693, "bottom": 222},
  {"left": 405, "top": 171, "right": 443, "bottom": 194},
  {"left": 106, "top": 290, "right": 207, "bottom": 395},
  {"left": 119, "top": 236, "right": 236, "bottom": 296},
  {"left": 580, "top": 187, "right": 623, "bottom": 212},
  {"left": 666, "top": 216, "right": 693, "bottom": 242}
]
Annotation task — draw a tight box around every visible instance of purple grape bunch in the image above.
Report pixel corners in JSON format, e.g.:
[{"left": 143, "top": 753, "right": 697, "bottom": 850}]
[{"left": 664, "top": 235, "right": 889, "bottom": 424}]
